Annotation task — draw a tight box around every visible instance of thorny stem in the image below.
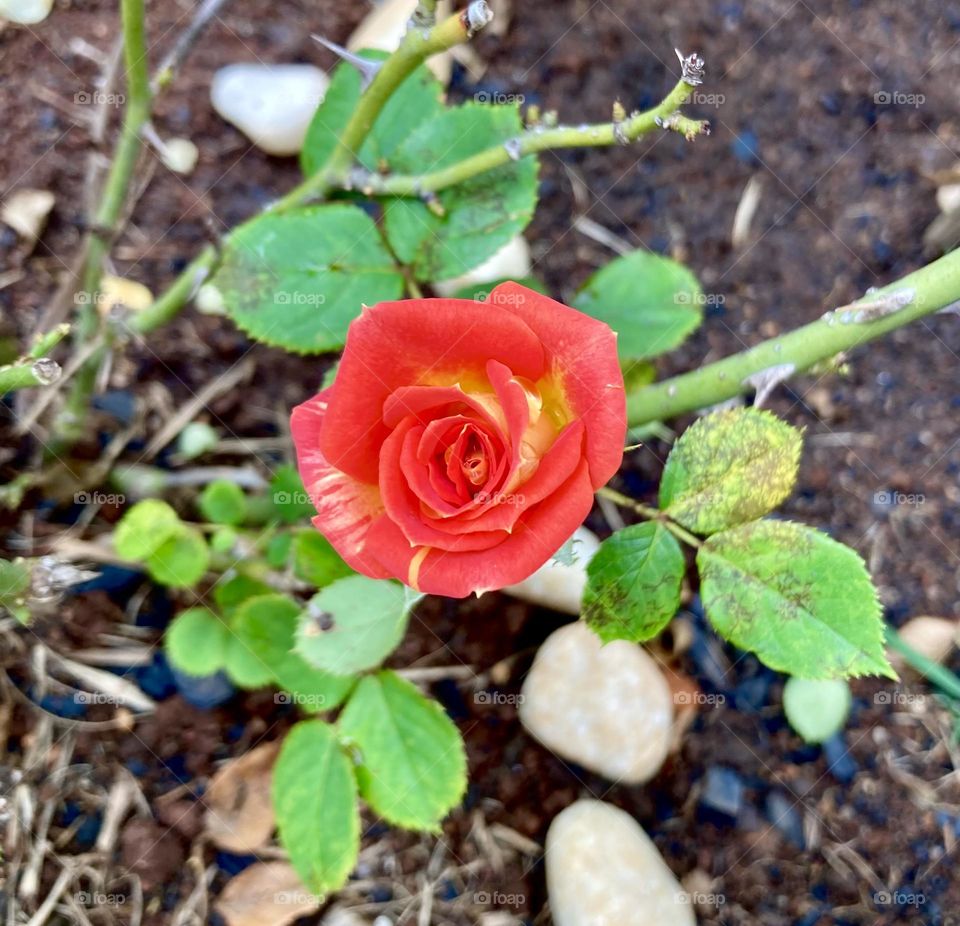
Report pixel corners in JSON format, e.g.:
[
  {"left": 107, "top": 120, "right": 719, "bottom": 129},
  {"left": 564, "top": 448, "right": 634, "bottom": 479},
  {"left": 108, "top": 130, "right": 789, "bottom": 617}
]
[
  {"left": 54, "top": 0, "right": 151, "bottom": 446},
  {"left": 596, "top": 486, "right": 703, "bottom": 549},
  {"left": 342, "top": 69, "right": 708, "bottom": 197},
  {"left": 626, "top": 248, "right": 960, "bottom": 426}
]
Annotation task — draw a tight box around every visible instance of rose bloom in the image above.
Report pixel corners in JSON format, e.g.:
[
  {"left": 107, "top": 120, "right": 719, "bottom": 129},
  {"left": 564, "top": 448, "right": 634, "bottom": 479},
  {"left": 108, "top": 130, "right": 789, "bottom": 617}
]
[{"left": 291, "top": 282, "right": 625, "bottom": 597}]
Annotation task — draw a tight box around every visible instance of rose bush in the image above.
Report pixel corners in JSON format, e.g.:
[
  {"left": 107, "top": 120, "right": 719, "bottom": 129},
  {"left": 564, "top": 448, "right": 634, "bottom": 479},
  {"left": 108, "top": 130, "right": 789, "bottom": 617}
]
[{"left": 291, "top": 282, "right": 626, "bottom": 597}]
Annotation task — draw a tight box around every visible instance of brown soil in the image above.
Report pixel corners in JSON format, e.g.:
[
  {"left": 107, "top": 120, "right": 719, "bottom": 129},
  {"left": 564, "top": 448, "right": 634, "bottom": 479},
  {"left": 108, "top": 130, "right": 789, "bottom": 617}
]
[{"left": 2, "top": 0, "right": 959, "bottom": 925}]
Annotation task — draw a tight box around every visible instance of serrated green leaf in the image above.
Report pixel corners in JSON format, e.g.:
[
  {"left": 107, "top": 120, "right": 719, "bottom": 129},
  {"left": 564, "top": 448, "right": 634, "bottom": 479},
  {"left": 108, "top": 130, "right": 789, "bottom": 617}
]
[
  {"left": 114, "top": 499, "right": 181, "bottom": 560},
  {"left": 198, "top": 480, "right": 247, "bottom": 526},
  {"left": 273, "top": 719, "right": 360, "bottom": 896},
  {"left": 270, "top": 465, "right": 316, "bottom": 524},
  {"left": 145, "top": 525, "right": 209, "bottom": 588},
  {"left": 214, "top": 204, "right": 404, "bottom": 354},
  {"left": 383, "top": 104, "right": 538, "bottom": 281},
  {"left": 0, "top": 558, "right": 31, "bottom": 624},
  {"left": 213, "top": 572, "right": 273, "bottom": 617},
  {"left": 296, "top": 576, "right": 410, "bottom": 676},
  {"left": 293, "top": 530, "right": 354, "bottom": 588},
  {"left": 698, "top": 520, "right": 895, "bottom": 679},
  {"left": 232, "top": 594, "right": 355, "bottom": 711},
  {"left": 338, "top": 670, "right": 466, "bottom": 830},
  {"left": 216, "top": 574, "right": 277, "bottom": 687},
  {"left": 450, "top": 275, "right": 548, "bottom": 300},
  {"left": 573, "top": 250, "right": 703, "bottom": 361},
  {"left": 301, "top": 51, "right": 444, "bottom": 177},
  {"left": 660, "top": 408, "right": 802, "bottom": 535},
  {"left": 165, "top": 608, "right": 227, "bottom": 676},
  {"left": 783, "top": 676, "right": 852, "bottom": 743},
  {"left": 209, "top": 526, "right": 238, "bottom": 554},
  {"left": 583, "top": 522, "right": 685, "bottom": 642},
  {"left": 265, "top": 531, "right": 293, "bottom": 569}
]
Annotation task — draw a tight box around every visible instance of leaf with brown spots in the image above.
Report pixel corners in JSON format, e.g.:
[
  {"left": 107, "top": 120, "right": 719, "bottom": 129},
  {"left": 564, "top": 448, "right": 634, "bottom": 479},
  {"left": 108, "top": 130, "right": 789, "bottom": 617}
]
[
  {"left": 697, "top": 520, "right": 895, "bottom": 679},
  {"left": 660, "top": 408, "right": 802, "bottom": 535}
]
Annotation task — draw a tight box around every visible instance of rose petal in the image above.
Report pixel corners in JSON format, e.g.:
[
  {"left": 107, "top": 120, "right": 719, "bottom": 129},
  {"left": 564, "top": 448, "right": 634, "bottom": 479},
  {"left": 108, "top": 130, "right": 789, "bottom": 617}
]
[
  {"left": 290, "top": 391, "right": 390, "bottom": 578},
  {"left": 364, "top": 460, "right": 595, "bottom": 597},
  {"left": 320, "top": 298, "right": 546, "bottom": 483},
  {"left": 488, "top": 282, "right": 626, "bottom": 487},
  {"left": 379, "top": 417, "right": 508, "bottom": 553}
]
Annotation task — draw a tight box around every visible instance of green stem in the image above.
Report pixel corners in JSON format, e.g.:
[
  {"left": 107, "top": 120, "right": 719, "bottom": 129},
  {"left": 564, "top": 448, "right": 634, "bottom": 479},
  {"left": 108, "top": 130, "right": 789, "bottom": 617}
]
[
  {"left": 627, "top": 248, "right": 960, "bottom": 426},
  {"left": 596, "top": 486, "right": 702, "bottom": 549},
  {"left": 347, "top": 77, "right": 705, "bottom": 196},
  {"left": 271, "top": 4, "right": 489, "bottom": 213},
  {"left": 56, "top": 0, "right": 151, "bottom": 446},
  {"left": 0, "top": 359, "right": 61, "bottom": 393},
  {"left": 129, "top": 246, "right": 218, "bottom": 334},
  {"left": 885, "top": 624, "right": 960, "bottom": 701}
]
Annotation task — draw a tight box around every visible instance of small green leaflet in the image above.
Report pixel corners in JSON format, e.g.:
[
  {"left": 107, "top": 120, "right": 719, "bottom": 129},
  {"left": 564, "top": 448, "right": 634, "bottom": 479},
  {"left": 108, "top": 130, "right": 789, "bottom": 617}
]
[
  {"left": 198, "top": 480, "right": 247, "bottom": 526},
  {"left": 697, "top": 519, "right": 895, "bottom": 679},
  {"left": 214, "top": 204, "right": 404, "bottom": 354},
  {"left": 660, "top": 407, "right": 802, "bottom": 535},
  {"left": 165, "top": 608, "right": 227, "bottom": 676},
  {"left": 114, "top": 499, "right": 181, "bottom": 560},
  {"left": 0, "top": 558, "right": 32, "bottom": 624},
  {"left": 300, "top": 51, "right": 444, "bottom": 177},
  {"left": 383, "top": 103, "right": 539, "bottom": 282},
  {"left": 296, "top": 576, "right": 411, "bottom": 676},
  {"left": 231, "top": 594, "right": 355, "bottom": 711},
  {"left": 782, "top": 676, "right": 852, "bottom": 743},
  {"left": 145, "top": 525, "right": 209, "bottom": 589},
  {"left": 273, "top": 719, "right": 360, "bottom": 896},
  {"left": 338, "top": 671, "right": 466, "bottom": 830},
  {"left": 583, "top": 522, "right": 685, "bottom": 643},
  {"left": 292, "top": 531, "right": 354, "bottom": 588},
  {"left": 573, "top": 250, "right": 703, "bottom": 361}
]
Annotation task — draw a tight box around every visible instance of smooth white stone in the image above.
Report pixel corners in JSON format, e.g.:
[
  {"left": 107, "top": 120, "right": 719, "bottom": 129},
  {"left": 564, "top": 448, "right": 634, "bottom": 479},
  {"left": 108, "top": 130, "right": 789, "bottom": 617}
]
[
  {"left": 936, "top": 182, "right": 960, "bottom": 215},
  {"left": 546, "top": 800, "right": 695, "bottom": 926},
  {"left": 0, "top": 0, "right": 53, "bottom": 23},
  {"left": 432, "top": 236, "right": 533, "bottom": 297},
  {"left": 503, "top": 526, "right": 598, "bottom": 615},
  {"left": 348, "top": 0, "right": 452, "bottom": 84},
  {"left": 1, "top": 188, "right": 54, "bottom": 240},
  {"left": 160, "top": 137, "right": 199, "bottom": 175},
  {"left": 210, "top": 64, "right": 328, "bottom": 156},
  {"left": 519, "top": 622, "right": 673, "bottom": 784}
]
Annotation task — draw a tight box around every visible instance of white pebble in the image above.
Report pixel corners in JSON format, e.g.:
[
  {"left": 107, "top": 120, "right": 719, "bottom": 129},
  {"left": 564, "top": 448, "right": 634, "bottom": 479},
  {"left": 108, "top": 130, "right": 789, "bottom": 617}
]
[
  {"left": 1, "top": 188, "right": 55, "bottom": 241},
  {"left": 519, "top": 622, "right": 673, "bottom": 784},
  {"left": 211, "top": 64, "right": 329, "bottom": 156},
  {"left": 546, "top": 800, "right": 695, "bottom": 926},
  {"left": 503, "top": 526, "right": 598, "bottom": 615},
  {"left": 160, "top": 137, "right": 199, "bottom": 175},
  {"left": 433, "top": 236, "right": 532, "bottom": 298},
  {"left": 0, "top": 0, "right": 53, "bottom": 23}
]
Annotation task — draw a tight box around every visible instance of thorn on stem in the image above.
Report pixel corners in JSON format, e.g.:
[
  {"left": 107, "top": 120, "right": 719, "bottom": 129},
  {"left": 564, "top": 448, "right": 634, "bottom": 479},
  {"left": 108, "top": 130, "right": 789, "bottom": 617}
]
[
  {"left": 311, "top": 34, "right": 383, "bottom": 90},
  {"left": 675, "top": 48, "right": 706, "bottom": 86},
  {"left": 463, "top": 0, "right": 494, "bottom": 36}
]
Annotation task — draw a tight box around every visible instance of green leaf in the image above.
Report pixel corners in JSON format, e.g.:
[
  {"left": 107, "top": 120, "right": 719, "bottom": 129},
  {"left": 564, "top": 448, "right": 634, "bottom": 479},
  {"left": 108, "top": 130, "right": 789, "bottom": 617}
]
[
  {"left": 450, "top": 275, "right": 548, "bottom": 300},
  {"left": 301, "top": 51, "right": 444, "bottom": 177},
  {"left": 296, "top": 576, "right": 410, "bottom": 676},
  {"left": 697, "top": 520, "right": 895, "bottom": 679},
  {"left": 338, "top": 670, "right": 466, "bottom": 830},
  {"left": 0, "top": 558, "right": 31, "bottom": 624},
  {"left": 165, "top": 608, "right": 227, "bottom": 676},
  {"left": 145, "top": 525, "right": 209, "bottom": 588},
  {"left": 573, "top": 250, "right": 703, "bottom": 361},
  {"left": 214, "top": 204, "right": 404, "bottom": 354},
  {"left": 114, "top": 499, "right": 181, "bottom": 560},
  {"left": 215, "top": 574, "right": 277, "bottom": 687},
  {"left": 273, "top": 719, "right": 360, "bottom": 896},
  {"left": 293, "top": 531, "right": 354, "bottom": 588},
  {"left": 270, "top": 465, "right": 316, "bottom": 524},
  {"left": 660, "top": 408, "right": 802, "bottom": 535},
  {"left": 265, "top": 531, "right": 293, "bottom": 569},
  {"left": 214, "top": 572, "right": 273, "bottom": 617},
  {"left": 582, "top": 522, "right": 685, "bottom": 643},
  {"left": 198, "top": 480, "right": 247, "bottom": 526},
  {"left": 383, "top": 103, "right": 538, "bottom": 281},
  {"left": 232, "top": 594, "right": 355, "bottom": 711},
  {"left": 782, "top": 676, "right": 852, "bottom": 743}
]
